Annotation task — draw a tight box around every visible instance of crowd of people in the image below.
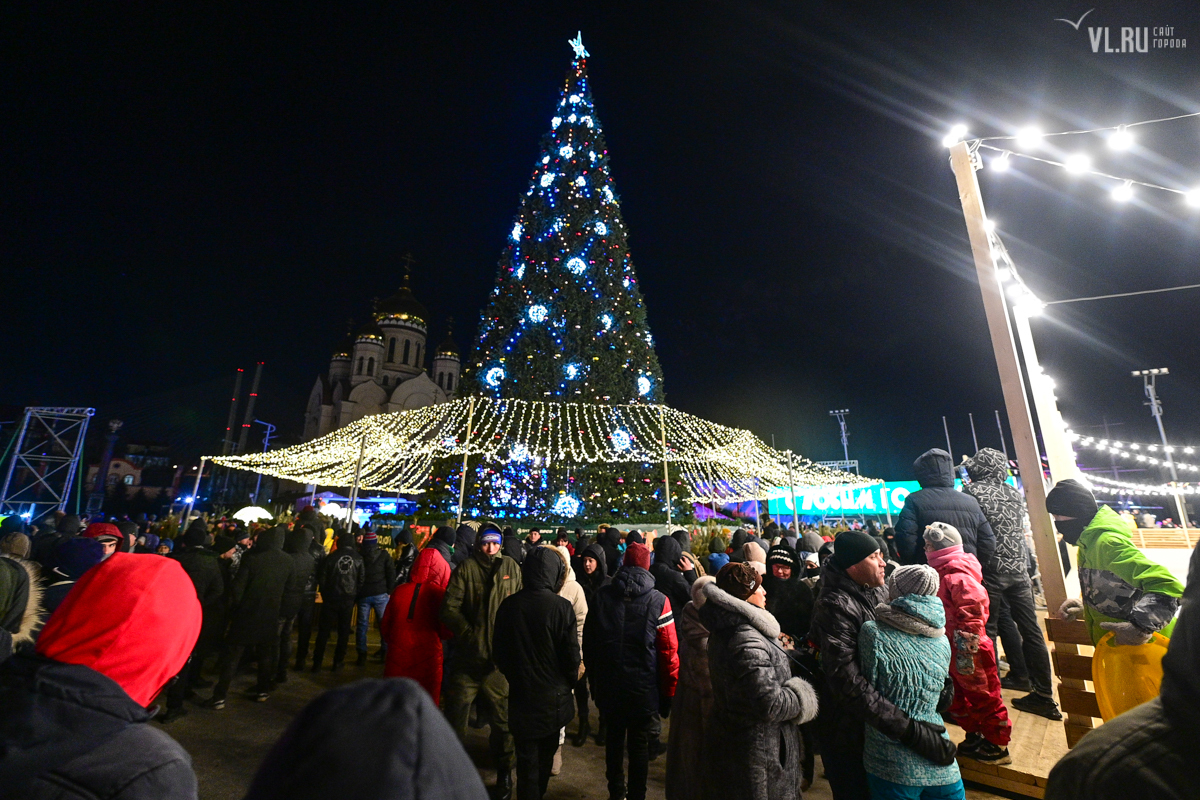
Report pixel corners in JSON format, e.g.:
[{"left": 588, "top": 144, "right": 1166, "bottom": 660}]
[{"left": 0, "top": 443, "right": 1194, "bottom": 800}]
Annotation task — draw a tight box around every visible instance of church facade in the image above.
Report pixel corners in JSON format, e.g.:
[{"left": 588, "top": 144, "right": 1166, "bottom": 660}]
[{"left": 303, "top": 276, "right": 460, "bottom": 440}]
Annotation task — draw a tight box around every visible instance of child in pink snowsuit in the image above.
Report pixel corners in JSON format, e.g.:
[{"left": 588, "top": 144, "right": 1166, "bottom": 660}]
[{"left": 924, "top": 521, "right": 1012, "bottom": 765}]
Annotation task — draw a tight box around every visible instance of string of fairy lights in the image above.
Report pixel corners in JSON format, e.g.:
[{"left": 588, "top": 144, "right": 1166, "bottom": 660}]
[
  {"left": 943, "top": 112, "right": 1200, "bottom": 206},
  {"left": 209, "top": 398, "right": 871, "bottom": 503}
]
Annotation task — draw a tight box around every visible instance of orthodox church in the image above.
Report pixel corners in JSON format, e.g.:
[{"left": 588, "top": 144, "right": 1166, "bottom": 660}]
[{"left": 303, "top": 273, "right": 460, "bottom": 440}]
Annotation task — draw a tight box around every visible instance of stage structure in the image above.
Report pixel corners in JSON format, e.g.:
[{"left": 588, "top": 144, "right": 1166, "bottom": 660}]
[
  {"left": 0, "top": 406, "right": 95, "bottom": 520},
  {"left": 208, "top": 397, "right": 870, "bottom": 522}
]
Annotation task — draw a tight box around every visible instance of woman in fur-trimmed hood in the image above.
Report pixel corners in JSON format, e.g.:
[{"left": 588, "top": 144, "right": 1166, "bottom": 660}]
[
  {"left": 700, "top": 562, "right": 819, "bottom": 800},
  {"left": 0, "top": 555, "right": 42, "bottom": 662}
]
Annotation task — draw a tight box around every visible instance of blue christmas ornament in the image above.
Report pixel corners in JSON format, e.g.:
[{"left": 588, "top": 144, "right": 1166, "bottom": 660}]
[
  {"left": 540, "top": 173, "right": 555, "bottom": 187},
  {"left": 552, "top": 494, "right": 582, "bottom": 517},
  {"left": 485, "top": 367, "right": 506, "bottom": 388},
  {"left": 528, "top": 305, "right": 549, "bottom": 323},
  {"left": 566, "top": 256, "right": 587, "bottom": 274},
  {"left": 564, "top": 363, "right": 581, "bottom": 379},
  {"left": 637, "top": 376, "right": 651, "bottom": 396}
]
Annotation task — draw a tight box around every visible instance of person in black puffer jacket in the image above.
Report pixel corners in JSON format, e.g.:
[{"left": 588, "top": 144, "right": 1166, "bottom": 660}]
[
  {"left": 242, "top": 678, "right": 487, "bottom": 800},
  {"left": 583, "top": 543, "right": 678, "bottom": 800},
  {"left": 312, "top": 530, "right": 365, "bottom": 672},
  {"left": 493, "top": 547, "right": 581, "bottom": 800},
  {"left": 702, "top": 563, "right": 819, "bottom": 800},
  {"left": 894, "top": 449, "right": 996, "bottom": 567},
  {"left": 502, "top": 527, "right": 525, "bottom": 565},
  {"left": 356, "top": 531, "right": 396, "bottom": 666},
  {"left": 762, "top": 544, "right": 815, "bottom": 643},
  {"left": 809, "top": 531, "right": 955, "bottom": 800},
  {"left": 452, "top": 522, "right": 478, "bottom": 567},
  {"left": 277, "top": 526, "right": 318, "bottom": 683},
  {"left": 650, "top": 536, "right": 696, "bottom": 633}
]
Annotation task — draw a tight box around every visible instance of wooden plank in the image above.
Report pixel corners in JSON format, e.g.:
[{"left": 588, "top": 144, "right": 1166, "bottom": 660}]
[
  {"left": 1064, "top": 721, "right": 1094, "bottom": 748},
  {"left": 1058, "top": 687, "right": 1101, "bottom": 718},
  {"left": 959, "top": 767, "right": 1046, "bottom": 799},
  {"left": 1046, "top": 617, "right": 1092, "bottom": 645},
  {"left": 1051, "top": 650, "right": 1094, "bottom": 681}
]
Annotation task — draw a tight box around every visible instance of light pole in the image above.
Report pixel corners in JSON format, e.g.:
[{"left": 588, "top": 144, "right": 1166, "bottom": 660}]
[
  {"left": 251, "top": 420, "right": 276, "bottom": 505},
  {"left": 1132, "top": 369, "right": 1189, "bottom": 529},
  {"left": 829, "top": 409, "right": 850, "bottom": 462}
]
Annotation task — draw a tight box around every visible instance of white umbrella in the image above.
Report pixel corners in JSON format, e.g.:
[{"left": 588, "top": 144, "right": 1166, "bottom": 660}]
[{"left": 232, "top": 505, "right": 273, "bottom": 524}]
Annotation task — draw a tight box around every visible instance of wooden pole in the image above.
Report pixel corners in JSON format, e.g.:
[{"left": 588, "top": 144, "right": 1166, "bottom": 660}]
[
  {"left": 659, "top": 405, "right": 672, "bottom": 526},
  {"left": 456, "top": 397, "right": 476, "bottom": 526},
  {"left": 948, "top": 141, "right": 1067, "bottom": 612},
  {"left": 346, "top": 436, "right": 367, "bottom": 528},
  {"left": 1013, "top": 311, "right": 1081, "bottom": 485}
]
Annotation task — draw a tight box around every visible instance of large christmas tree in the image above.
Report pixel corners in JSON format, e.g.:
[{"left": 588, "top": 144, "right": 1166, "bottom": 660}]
[
  {"left": 433, "top": 35, "right": 685, "bottom": 523},
  {"left": 464, "top": 34, "right": 665, "bottom": 404}
]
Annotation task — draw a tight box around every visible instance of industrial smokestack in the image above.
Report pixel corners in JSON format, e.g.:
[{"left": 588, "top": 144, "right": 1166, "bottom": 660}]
[
  {"left": 222, "top": 368, "right": 245, "bottom": 456},
  {"left": 236, "top": 362, "right": 264, "bottom": 454}
]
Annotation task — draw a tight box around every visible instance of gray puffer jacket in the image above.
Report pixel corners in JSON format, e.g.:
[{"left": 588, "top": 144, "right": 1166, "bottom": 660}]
[
  {"left": 700, "top": 581, "right": 819, "bottom": 800},
  {"left": 962, "top": 447, "right": 1028, "bottom": 577}
]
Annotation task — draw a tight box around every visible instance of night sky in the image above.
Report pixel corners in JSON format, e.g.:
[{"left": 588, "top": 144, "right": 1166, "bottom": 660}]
[{"left": 4, "top": 1, "right": 1199, "bottom": 483}]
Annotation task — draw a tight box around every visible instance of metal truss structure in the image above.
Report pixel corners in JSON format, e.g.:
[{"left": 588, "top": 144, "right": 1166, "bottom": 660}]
[{"left": 0, "top": 407, "right": 94, "bottom": 520}]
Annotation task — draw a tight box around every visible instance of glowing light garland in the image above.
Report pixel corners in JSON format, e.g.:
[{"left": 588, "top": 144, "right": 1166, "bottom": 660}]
[
  {"left": 1086, "top": 474, "right": 1199, "bottom": 496},
  {"left": 1066, "top": 431, "right": 1200, "bottom": 473},
  {"left": 208, "top": 398, "right": 871, "bottom": 503}
]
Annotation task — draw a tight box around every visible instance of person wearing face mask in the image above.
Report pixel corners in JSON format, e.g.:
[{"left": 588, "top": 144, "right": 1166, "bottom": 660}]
[{"left": 1046, "top": 479, "right": 1183, "bottom": 646}]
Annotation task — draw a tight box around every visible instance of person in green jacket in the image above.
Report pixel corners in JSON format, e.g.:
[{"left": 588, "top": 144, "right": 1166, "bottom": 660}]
[
  {"left": 441, "top": 523, "right": 523, "bottom": 800},
  {"left": 1046, "top": 479, "right": 1182, "bottom": 645}
]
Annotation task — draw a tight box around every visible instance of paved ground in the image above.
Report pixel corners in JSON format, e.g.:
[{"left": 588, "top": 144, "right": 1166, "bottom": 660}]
[{"left": 164, "top": 632, "right": 1010, "bottom": 800}]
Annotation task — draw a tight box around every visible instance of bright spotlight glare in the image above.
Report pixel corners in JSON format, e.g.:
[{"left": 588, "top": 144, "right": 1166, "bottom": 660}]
[
  {"left": 942, "top": 124, "right": 968, "bottom": 147},
  {"left": 1108, "top": 126, "right": 1134, "bottom": 151},
  {"left": 983, "top": 218, "right": 996, "bottom": 232},
  {"left": 1186, "top": 189, "right": 1200, "bottom": 208},
  {"left": 1015, "top": 126, "right": 1043, "bottom": 149},
  {"left": 997, "top": 267, "right": 1014, "bottom": 282},
  {"left": 1064, "top": 153, "right": 1091, "bottom": 174},
  {"left": 1111, "top": 181, "right": 1133, "bottom": 202},
  {"left": 991, "top": 151, "right": 1011, "bottom": 172}
]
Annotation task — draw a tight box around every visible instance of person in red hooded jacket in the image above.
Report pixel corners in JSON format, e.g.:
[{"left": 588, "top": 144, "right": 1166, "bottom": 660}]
[
  {"left": 0, "top": 552, "right": 202, "bottom": 798},
  {"left": 380, "top": 527, "right": 455, "bottom": 703}
]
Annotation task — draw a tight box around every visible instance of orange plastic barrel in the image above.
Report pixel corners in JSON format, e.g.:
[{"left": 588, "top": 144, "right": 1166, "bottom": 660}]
[{"left": 1091, "top": 631, "right": 1170, "bottom": 721}]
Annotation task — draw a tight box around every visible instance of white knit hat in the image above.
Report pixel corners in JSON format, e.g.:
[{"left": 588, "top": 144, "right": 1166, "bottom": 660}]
[{"left": 922, "top": 521, "right": 962, "bottom": 551}]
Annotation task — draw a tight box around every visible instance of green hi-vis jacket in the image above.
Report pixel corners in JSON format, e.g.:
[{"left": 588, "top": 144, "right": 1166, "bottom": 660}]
[{"left": 1076, "top": 505, "right": 1183, "bottom": 644}]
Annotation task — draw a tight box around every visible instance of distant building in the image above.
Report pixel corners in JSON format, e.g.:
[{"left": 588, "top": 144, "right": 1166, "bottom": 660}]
[
  {"left": 304, "top": 274, "right": 460, "bottom": 440},
  {"left": 85, "top": 440, "right": 181, "bottom": 501}
]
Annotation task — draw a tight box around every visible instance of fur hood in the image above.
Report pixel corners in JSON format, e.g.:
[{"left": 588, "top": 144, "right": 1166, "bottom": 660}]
[
  {"left": 548, "top": 544, "right": 576, "bottom": 588},
  {"left": 0, "top": 556, "right": 43, "bottom": 649},
  {"left": 700, "top": 578, "right": 780, "bottom": 640},
  {"left": 690, "top": 575, "right": 715, "bottom": 608}
]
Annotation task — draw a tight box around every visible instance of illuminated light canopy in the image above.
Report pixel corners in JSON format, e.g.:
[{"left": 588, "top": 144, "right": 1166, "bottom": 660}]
[
  {"left": 485, "top": 367, "right": 506, "bottom": 388},
  {"left": 637, "top": 376, "right": 652, "bottom": 396},
  {"left": 566, "top": 256, "right": 587, "bottom": 274},
  {"left": 528, "top": 304, "right": 549, "bottom": 324},
  {"left": 207, "top": 398, "right": 871, "bottom": 503},
  {"left": 552, "top": 494, "right": 582, "bottom": 517},
  {"left": 509, "top": 444, "right": 530, "bottom": 463}
]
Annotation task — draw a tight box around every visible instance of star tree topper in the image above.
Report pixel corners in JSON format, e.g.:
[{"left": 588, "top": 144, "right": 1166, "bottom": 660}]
[{"left": 569, "top": 31, "right": 589, "bottom": 59}]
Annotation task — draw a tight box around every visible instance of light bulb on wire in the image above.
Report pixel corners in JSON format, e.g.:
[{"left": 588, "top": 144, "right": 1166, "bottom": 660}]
[
  {"left": 1015, "top": 126, "right": 1043, "bottom": 149},
  {"left": 991, "top": 151, "right": 1011, "bottom": 172},
  {"left": 1108, "top": 125, "right": 1134, "bottom": 151},
  {"left": 1064, "top": 153, "right": 1091, "bottom": 175},
  {"left": 1186, "top": 189, "right": 1200, "bottom": 208},
  {"left": 942, "top": 124, "right": 968, "bottom": 147},
  {"left": 1112, "top": 180, "right": 1134, "bottom": 202}
]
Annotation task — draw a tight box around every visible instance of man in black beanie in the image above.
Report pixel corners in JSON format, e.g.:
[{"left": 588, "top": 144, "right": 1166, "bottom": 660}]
[
  {"left": 1046, "top": 479, "right": 1182, "bottom": 647},
  {"left": 809, "top": 530, "right": 955, "bottom": 799}
]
